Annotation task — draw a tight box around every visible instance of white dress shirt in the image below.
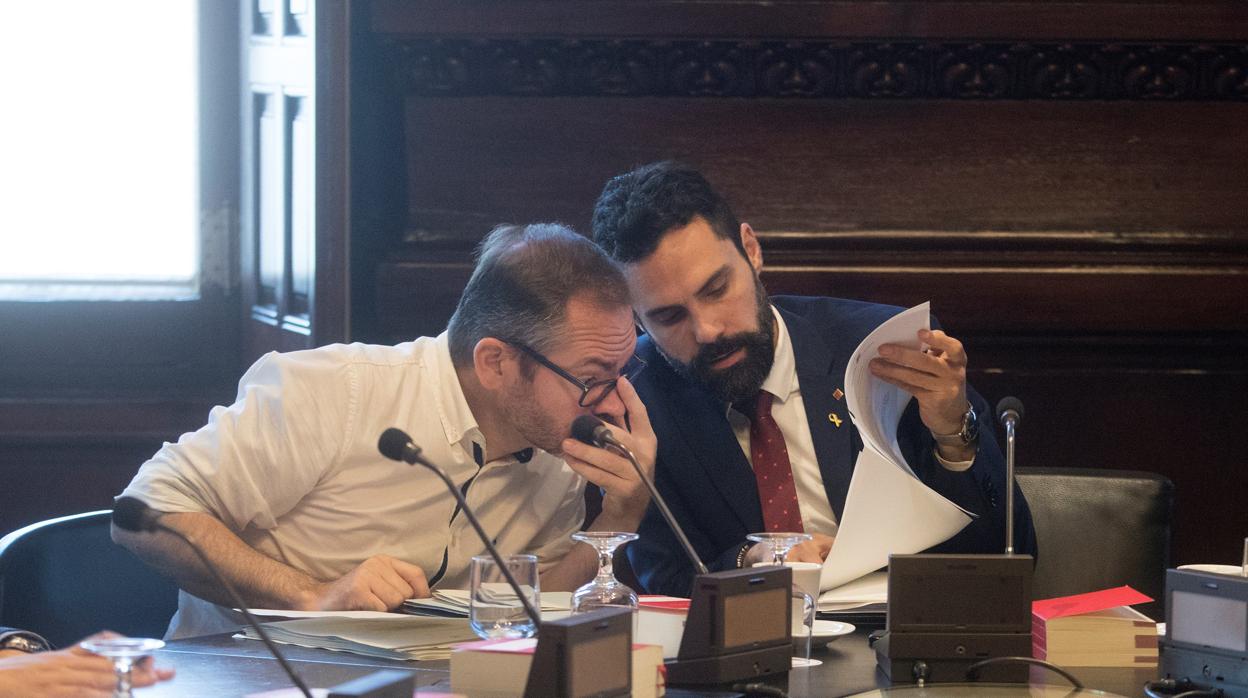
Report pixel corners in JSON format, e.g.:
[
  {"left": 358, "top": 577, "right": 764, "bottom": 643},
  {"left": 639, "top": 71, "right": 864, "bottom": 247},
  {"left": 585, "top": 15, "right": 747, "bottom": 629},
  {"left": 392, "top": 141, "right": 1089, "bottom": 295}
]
[
  {"left": 727, "top": 306, "right": 840, "bottom": 538},
  {"left": 122, "top": 332, "right": 585, "bottom": 639}
]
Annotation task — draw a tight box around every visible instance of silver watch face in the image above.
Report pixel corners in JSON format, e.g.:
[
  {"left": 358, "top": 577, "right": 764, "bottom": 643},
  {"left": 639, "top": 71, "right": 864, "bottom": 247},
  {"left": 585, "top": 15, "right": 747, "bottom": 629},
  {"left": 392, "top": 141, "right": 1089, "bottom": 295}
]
[
  {"left": 1, "top": 634, "right": 47, "bottom": 653},
  {"left": 961, "top": 405, "right": 979, "bottom": 444}
]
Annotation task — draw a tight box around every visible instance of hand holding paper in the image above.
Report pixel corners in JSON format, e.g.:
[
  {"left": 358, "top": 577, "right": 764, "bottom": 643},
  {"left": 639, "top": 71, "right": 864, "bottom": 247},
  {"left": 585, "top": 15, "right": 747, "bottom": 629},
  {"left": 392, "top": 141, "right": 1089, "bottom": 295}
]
[{"left": 820, "top": 302, "right": 973, "bottom": 592}]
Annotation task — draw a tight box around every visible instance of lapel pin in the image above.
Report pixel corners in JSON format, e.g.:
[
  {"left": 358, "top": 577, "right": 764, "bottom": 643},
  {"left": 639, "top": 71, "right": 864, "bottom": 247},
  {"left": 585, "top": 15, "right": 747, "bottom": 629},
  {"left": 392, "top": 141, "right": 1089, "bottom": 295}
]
[
  {"left": 828, "top": 412, "right": 843, "bottom": 428},
  {"left": 832, "top": 388, "right": 844, "bottom": 401}
]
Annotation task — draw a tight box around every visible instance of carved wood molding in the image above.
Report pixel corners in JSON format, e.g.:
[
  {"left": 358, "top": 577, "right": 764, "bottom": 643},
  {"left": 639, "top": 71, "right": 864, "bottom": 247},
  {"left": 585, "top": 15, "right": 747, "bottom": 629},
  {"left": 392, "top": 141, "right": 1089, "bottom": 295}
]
[{"left": 387, "top": 38, "right": 1248, "bottom": 100}]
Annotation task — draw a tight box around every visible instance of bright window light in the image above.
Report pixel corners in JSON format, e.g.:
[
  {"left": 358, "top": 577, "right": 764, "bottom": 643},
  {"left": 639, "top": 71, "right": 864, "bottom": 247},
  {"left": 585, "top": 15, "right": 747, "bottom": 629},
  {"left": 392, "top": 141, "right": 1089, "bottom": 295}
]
[{"left": 0, "top": 1, "right": 199, "bottom": 300}]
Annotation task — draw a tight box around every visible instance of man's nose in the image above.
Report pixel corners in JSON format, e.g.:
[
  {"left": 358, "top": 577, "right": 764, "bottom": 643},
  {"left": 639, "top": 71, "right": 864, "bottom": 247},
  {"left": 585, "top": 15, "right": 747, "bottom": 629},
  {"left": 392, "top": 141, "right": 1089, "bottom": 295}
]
[
  {"left": 691, "top": 312, "right": 723, "bottom": 345},
  {"left": 593, "top": 388, "right": 628, "bottom": 422}
]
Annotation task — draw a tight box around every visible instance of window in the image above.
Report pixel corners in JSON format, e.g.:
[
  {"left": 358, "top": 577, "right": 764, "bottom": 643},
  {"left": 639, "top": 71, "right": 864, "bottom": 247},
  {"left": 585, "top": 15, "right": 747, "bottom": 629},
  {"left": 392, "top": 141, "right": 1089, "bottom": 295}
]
[
  {"left": 0, "top": 1, "right": 239, "bottom": 399},
  {"left": 0, "top": 1, "right": 200, "bottom": 301}
]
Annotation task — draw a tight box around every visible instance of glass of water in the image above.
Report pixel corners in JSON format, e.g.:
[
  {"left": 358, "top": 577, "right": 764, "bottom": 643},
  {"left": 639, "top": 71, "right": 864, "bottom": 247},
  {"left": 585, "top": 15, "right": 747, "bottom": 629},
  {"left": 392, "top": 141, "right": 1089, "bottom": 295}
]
[
  {"left": 469, "top": 554, "right": 540, "bottom": 639},
  {"left": 79, "top": 636, "right": 164, "bottom": 698}
]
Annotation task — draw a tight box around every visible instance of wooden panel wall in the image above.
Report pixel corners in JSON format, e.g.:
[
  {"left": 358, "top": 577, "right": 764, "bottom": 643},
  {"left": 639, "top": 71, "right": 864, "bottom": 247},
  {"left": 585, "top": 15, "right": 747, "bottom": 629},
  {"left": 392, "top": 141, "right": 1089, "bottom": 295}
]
[{"left": 352, "top": 1, "right": 1248, "bottom": 570}]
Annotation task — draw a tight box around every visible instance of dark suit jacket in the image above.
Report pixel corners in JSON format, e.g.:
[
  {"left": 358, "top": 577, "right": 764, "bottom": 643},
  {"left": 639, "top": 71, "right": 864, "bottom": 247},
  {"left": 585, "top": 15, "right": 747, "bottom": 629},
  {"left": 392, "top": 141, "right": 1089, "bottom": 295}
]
[{"left": 626, "top": 296, "right": 1037, "bottom": 597}]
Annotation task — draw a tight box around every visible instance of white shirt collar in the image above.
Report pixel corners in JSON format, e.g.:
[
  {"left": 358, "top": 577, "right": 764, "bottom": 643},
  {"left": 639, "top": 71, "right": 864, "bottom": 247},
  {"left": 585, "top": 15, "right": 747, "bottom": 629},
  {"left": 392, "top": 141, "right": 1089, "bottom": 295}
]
[
  {"left": 432, "top": 332, "right": 485, "bottom": 453},
  {"left": 761, "top": 305, "right": 798, "bottom": 403}
]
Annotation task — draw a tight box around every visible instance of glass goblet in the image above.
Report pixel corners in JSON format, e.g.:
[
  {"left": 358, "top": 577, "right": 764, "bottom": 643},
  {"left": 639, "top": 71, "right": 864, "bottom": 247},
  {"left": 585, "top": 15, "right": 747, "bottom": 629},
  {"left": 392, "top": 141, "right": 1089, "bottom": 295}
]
[
  {"left": 80, "top": 636, "right": 165, "bottom": 698},
  {"left": 570, "top": 531, "right": 639, "bottom": 613},
  {"left": 746, "top": 531, "right": 813, "bottom": 565}
]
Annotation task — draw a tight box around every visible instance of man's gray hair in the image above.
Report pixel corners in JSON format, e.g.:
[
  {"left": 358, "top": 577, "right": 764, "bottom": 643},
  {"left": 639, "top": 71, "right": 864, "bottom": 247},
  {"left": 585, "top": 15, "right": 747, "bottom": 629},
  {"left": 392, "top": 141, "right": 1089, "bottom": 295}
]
[{"left": 447, "top": 223, "right": 630, "bottom": 368}]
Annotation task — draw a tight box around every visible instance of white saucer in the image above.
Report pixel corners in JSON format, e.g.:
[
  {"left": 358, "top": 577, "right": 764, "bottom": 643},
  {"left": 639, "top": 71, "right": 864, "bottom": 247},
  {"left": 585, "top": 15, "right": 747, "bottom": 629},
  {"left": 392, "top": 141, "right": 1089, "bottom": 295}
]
[
  {"left": 1177, "top": 564, "right": 1244, "bottom": 576},
  {"left": 793, "top": 619, "right": 856, "bottom": 646}
]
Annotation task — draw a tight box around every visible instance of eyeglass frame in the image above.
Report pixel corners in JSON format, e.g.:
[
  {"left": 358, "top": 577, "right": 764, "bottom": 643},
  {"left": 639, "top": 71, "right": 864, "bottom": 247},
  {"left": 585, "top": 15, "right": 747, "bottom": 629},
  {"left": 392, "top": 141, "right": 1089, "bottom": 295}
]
[{"left": 503, "top": 340, "right": 646, "bottom": 408}]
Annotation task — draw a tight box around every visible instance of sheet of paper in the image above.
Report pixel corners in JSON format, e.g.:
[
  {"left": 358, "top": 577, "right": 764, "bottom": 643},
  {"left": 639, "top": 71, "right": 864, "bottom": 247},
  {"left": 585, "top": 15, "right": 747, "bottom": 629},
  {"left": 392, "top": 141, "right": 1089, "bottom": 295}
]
[
  {"left": 819, "top": 448, "right": 971, "bottom": 591},
  {"left": 238, "top": 616, "right": 479, "bottom": 661},
  {"left": 844, "top": 301, "right": 930, "bottom": 476},
  {"left": 245, "top": 609, "right": 409, "bottom": 620},
  {"left": 817, "top": 570, "right": 887, "bottom": 612},
  {"left": 406, "top": 589, "right": 572, "bottom": 613}
]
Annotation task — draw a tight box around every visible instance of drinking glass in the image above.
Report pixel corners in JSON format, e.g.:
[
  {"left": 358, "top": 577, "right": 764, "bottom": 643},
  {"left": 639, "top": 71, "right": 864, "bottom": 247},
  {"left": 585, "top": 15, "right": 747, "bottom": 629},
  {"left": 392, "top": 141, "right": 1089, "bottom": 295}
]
[
  {"left": 747, "top": 532, "right": 816, "bottom": 663},
  {"left": 469, "top": 554, "right": 540, "bottom": 639},
  {"left": 79, "top": 636, "right": 164, "bottom": 698},
  {"left": 570, "top": 531, "right": 639, "bottom": 613},
  {"left": 746, "top": 531, "right": 813, "bottom": 565},
  {"left": 748, "top": 559, "right": 818, "bottom": 664}
]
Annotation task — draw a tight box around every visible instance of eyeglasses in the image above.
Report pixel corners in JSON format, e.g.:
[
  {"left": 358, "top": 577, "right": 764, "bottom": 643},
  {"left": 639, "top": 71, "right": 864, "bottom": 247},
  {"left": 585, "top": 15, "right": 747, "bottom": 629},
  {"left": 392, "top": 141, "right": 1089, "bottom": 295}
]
[{"left": 506, "top": 341, "right": 646, "bottom": 408}]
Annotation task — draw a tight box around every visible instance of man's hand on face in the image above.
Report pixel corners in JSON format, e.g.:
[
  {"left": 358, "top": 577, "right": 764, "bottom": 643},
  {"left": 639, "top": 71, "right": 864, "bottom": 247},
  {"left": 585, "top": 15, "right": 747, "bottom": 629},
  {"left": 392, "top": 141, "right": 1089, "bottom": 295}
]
[
  {"left": 560, "top": 377, "right": 657, "bottom": 530},
  {"left": 0, "top": 631, "right": 174, "bottom": 698},
  {"left": 869, "top": 328, "right": 970, "bottom": 437},
  {"left": 743, "top": 533, "right": 834, "bottom": 567},
  {"left": 306, "top": 555, "right": 431, "bottom": 611}
]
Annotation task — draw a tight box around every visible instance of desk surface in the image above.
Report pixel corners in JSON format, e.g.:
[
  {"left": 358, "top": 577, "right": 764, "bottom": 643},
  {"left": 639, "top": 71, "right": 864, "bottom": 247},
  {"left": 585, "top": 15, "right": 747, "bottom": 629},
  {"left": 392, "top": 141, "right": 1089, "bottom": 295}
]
[{"left": 138, "top": 629, "right": 1154, "bottom": 698}]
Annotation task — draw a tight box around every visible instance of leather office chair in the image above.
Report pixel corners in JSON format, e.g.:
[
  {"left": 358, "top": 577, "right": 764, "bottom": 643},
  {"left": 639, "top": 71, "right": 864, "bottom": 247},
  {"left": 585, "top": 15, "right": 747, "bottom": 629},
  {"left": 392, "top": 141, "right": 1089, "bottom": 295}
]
[
  {"left": 0, "top": 510, "right": 179, "bottom": 648},
  {"left": 1015, "top": 467, "right": 1173, "bottom": 620}
]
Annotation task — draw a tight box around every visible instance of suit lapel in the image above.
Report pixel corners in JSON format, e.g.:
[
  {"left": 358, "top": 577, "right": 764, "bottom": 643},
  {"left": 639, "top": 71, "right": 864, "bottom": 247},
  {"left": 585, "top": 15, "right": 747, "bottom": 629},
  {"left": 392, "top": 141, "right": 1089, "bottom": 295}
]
[
  {"left": 661, "top": 364, "right": 764, "bottom": 535},
  {"left": 779, "top": 306, "right": 859, "bottom": 522}
]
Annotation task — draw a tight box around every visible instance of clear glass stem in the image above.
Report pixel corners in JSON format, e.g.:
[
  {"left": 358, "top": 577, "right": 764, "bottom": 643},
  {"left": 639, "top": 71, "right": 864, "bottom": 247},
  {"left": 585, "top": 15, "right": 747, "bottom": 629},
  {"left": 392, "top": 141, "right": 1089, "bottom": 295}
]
[
  {"left": 596, "top": 546, "right": 615, "bottom": 584},
  {"left": 796, "top": 591, "right": 814, "bottom": 662},
  {"left": 113, "top": 658, "right": 134, "bottom": 698}
]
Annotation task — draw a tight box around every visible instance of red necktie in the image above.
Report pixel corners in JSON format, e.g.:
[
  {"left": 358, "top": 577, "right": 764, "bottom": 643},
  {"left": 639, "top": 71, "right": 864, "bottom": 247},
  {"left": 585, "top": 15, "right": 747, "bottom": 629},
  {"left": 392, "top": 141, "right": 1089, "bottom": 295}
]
[{"left": 749, "top": 390, "right": 804, "bottom": 532}]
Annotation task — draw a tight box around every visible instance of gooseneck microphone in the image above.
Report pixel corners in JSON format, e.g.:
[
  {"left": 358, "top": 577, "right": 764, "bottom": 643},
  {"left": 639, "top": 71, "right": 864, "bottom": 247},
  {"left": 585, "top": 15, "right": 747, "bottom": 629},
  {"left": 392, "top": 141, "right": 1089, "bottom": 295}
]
[
  {"left": 571, "top": 415, "right": 709, "bottom": 576},
  {"left": 377, "top": 427, "right": 542, "bottom": 628},
  {"left": 995, "top": 397, "right": 1025, "bottom": 556},
  {"left": 112, "top": 497, "right": 314, "bottom": 698}
]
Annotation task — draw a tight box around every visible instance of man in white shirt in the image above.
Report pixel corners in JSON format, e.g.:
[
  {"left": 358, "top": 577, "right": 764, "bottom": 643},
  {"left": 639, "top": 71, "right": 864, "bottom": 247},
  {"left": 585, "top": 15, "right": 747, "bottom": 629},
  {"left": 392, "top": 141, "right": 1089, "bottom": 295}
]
[
  {"left": 591, "top": 162, "right": 1035, "bottom": 596},
  {"left": 113, "top": 223, "right": 656, "bottom": 638}
]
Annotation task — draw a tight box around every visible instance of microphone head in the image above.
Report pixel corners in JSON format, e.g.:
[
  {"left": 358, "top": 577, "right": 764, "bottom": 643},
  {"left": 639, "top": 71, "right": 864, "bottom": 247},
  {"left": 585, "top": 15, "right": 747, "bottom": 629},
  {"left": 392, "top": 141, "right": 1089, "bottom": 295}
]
[
  {"left": 571, "top": 415, "right": 607, "bottom": 447},
  {"left": 378, "top": 427, "right": 414, "bottom": 462},
  {"left": 112, "top": 496, "right": 158, "bottom": 532},
  {"left": 996, "top": 396, "right": 1025, "bottom": 424}
]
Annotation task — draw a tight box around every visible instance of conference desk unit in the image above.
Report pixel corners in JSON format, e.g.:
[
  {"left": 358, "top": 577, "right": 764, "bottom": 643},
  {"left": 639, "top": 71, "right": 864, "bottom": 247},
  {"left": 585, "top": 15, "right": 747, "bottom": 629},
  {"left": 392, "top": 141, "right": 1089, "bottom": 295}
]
[{"left": 138, "top": 628, "right": 1155, "bottom": 697}]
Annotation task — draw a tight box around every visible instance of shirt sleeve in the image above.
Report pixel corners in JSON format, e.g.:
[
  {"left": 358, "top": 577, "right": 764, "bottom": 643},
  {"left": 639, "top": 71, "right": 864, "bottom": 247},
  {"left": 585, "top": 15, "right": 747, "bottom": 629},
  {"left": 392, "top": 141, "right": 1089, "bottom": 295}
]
[{"left": 119, "top": 350, "right": 356, "bottom": 532}]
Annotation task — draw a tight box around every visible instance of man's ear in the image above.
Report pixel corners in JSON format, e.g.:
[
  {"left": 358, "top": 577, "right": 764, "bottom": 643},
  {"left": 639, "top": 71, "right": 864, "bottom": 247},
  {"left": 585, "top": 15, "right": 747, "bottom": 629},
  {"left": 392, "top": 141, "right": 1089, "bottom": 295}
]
[
  {"left": 740, "top": 222, "right": 763, "bottom": 273},
  {"left": 473, "top": 337, "right": 512, "bottom": 391}
]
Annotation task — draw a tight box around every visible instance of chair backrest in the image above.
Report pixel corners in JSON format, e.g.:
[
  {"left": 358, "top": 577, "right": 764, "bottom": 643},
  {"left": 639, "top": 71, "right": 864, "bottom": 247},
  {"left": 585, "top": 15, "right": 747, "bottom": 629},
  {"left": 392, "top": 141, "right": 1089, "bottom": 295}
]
[
  {"left": 0, "top": 510, "right": 179, "bottom": 647},
  {"left": 1015, "top": 467, "right": 1173, "bottom": 621}
]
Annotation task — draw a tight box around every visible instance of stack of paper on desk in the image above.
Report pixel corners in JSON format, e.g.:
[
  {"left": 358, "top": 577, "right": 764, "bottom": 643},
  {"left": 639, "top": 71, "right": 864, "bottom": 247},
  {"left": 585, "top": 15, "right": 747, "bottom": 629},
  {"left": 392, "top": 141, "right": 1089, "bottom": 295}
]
[
  {"left": 817, "top": 571, "right": 887, "bottom": 613},
  {"left": 239, "top": 616, "right": 478, "bottom": 661},
  {"left": 402, "top": 589, "right": 572, "bottom": 618},
  {"left": 819, "top": 302, "right": 974, "bottom": 594}
]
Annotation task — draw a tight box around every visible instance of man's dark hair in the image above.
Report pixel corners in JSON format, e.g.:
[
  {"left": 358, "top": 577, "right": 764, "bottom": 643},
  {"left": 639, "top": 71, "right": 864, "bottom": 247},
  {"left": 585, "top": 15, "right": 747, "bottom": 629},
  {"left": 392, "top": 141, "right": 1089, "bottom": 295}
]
[
  {"left": 447, "top": 223, "right": 629, "bottom": 368},
  {"left": 591, "top": 161, "right": 745, "bottom": 264}
]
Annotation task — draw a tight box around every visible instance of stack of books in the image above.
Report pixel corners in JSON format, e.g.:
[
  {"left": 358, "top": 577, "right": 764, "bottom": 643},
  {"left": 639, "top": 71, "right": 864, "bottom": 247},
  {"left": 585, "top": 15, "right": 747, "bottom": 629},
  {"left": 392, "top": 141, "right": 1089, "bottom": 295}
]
[
  {"left": 1032, "top": 586, "right": 1158, "bottom": 667},
  {"left": 450, "top": 637, "right": 665, "bottom": 698}
]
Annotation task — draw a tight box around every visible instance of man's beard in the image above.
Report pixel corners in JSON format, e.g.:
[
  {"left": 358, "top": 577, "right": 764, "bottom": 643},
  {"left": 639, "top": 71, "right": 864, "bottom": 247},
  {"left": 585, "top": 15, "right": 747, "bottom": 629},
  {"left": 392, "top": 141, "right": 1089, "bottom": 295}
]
[
  {"left": 505, "top": 381, "right": 566, "bottom": 455},
  {"left": 661, "top": 276, "right": 775, "bottom": 405}
]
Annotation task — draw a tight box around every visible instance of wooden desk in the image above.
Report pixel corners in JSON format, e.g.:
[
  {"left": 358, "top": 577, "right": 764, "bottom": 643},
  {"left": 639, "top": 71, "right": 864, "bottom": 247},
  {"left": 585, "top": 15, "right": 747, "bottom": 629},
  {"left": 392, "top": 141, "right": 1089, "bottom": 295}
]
[{"left": 138, "top": 629, "right": 1154, "bottom": 697}]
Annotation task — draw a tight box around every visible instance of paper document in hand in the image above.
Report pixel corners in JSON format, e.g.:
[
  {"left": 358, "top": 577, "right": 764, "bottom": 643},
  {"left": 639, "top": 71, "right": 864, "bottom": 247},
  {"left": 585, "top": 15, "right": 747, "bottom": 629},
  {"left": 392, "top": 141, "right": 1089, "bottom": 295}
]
[
  {"left": 844, "top": 301, "right": 930, "bottom": 476},
  {"left": 818, "top": 440, "right": 971, "bottom": 591}
]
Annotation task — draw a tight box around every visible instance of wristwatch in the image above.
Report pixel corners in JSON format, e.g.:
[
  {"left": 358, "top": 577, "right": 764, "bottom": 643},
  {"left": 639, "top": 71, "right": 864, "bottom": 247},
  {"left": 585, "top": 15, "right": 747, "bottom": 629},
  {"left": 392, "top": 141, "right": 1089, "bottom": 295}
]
[
  {"left": 931, "top": 404, "right": 978, "bottom": 446},
  {"left": 0, "top": 628, "right": 51, "bottom": 654}
]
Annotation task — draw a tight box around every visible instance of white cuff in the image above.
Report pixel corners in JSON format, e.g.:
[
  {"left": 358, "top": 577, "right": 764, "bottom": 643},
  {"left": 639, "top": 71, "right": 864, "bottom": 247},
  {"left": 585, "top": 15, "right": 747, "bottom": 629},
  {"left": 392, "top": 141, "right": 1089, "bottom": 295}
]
[{"left": 933, "top": 446, "right": 974, "bottom": 472}]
